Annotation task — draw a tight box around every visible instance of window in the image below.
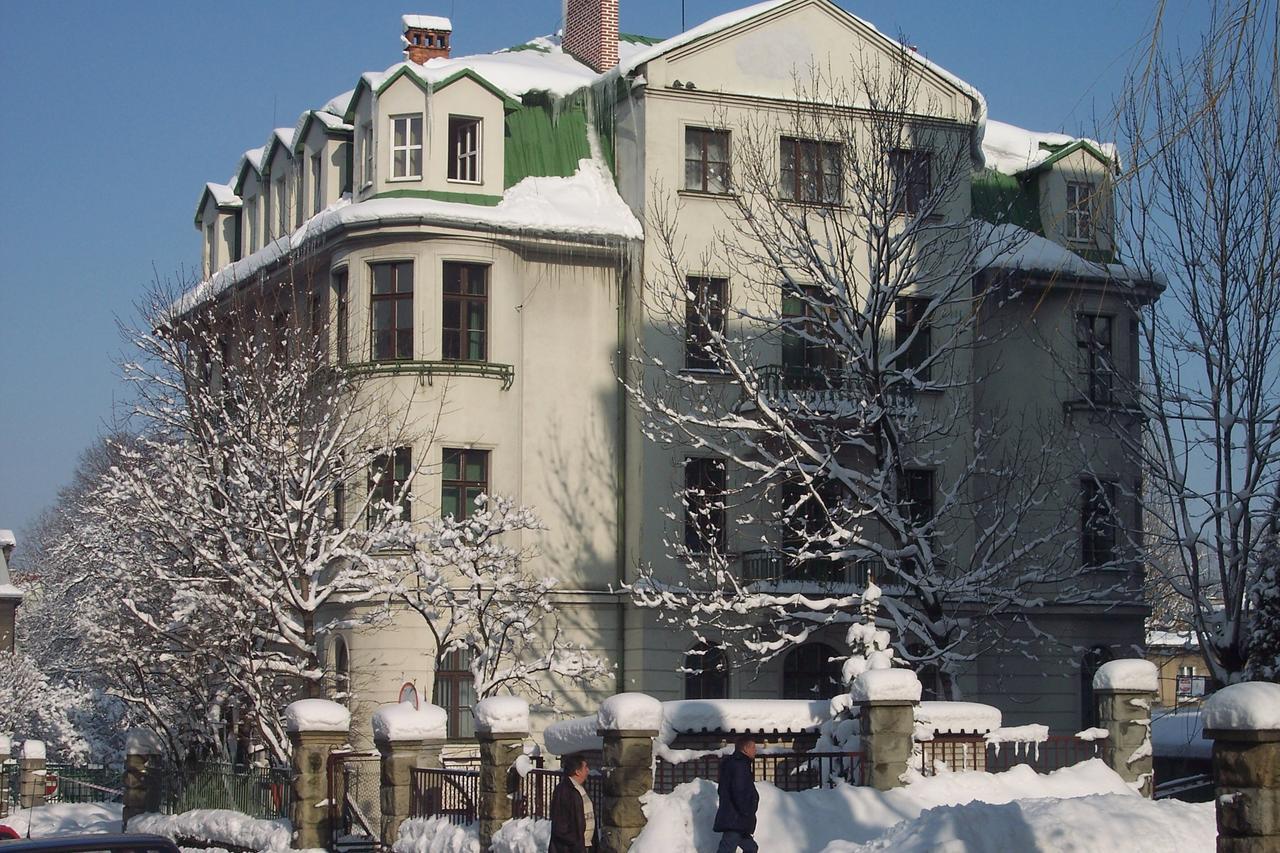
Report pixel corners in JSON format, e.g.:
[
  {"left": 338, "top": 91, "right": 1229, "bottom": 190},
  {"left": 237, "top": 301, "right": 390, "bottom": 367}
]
[
  {"left": 894, "top": 297, "right": 931, "bottom": 380},
  {"left": 684, "top": 643, "right": 728, "bottom": 699},
  {"left": 780, "top": 137, "right": 842, "bottom": 204},
  {"left": 900, "top": 469, "right": 934, "bottom": 528},
  {"left": 360, "top": 122, "right": 373, "bottom": 186},
  {"left": 311, "top": 153, "right": 323, "bottom": 215},
  {"left": 442, "top": 448, "right": 489, "bottom": 520},
  {"left": 390, "top": 114, "right": 424, "bottom": 179},
  {"left": 684, "top": 127, "right": 730, "bottom": 193},
  {"left": 1081, "top": 478, "right": 1118, "bottom": 567},
  {"left": 340, "top": 141, "right": 353, "bottom": 194},
  {"left": 442, "top": 262, "right": 488, "bottom": 361},
  {"left": 781, "top": 478, "right": 847, "bottom": 582},
  {"left": 369, "top": 446, "right": 412, "bottom": 525},
  {"left": 433, "top": 648, "right": 475, "bottom": 738},
  {"left": 781, "top": 284, "right": 839, "bottom": 388},
  {"left": 274, "top": 177, "right": 288, "bottom": 236},
  {"left": 309, "top": 285, "right": 328, "bottom": 362},
  {"left": 204, "top": 222, "right": 216, "bottom": 276},
  {"left": 270, "top": 311, "right": 289, "bottom": 364},
  {"left": 245, "top": 197, "right": 259, "bottom": 254},
  {"left": 889, "top": 149, "right": 932, "bottom": 215},
  {"left": 332, "top": 479, "right": 346, "bottom": 530},
  {"left": 685, "top": 276, "right": 726, "bottom": 370},
  {"left": 447, "top": 117, "right": 481, "bottom": 183},
  {"left": 295, "top": 161, "right": 305, "bottom": 229},
  {"left": 782, "top": 642, "right": 841, "bottom": 699},
  {"left": 332, "top": 636, "right": 350, "bottom": 703},
  {"left": 1077, "top": 313, "right": 1114, "bottom": 404},
  {"left": 263, "top": 183, "right": 273, "bottom": 240},
  {"left": 370, "top": 261, "right": 414, "bottom": 361},
  {"left": 334, "top": 269, "right": 349, "bottom": 365},
  {"left": 1128, "top": 319, "right": 1140, "bottom": 382},
  {"left": 684, "top": 456, "right": 726, "bottom": 554},
  {"left": 1066, "top": 182, "right": 1095, "bottom": 241},
  {"left": 1080, "top": 645, "right": 1113, "bottom": 727}
]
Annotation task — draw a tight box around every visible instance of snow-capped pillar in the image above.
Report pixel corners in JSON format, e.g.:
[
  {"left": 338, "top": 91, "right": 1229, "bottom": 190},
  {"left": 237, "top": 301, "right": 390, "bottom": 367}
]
[
  {"left": 852, "top": 669, "right": 921, "bottom": 790},
  {"left": 474, "top": 696, "right": 529, "bottom": 852},
  {"left": 1203, "top": 682, "right": 1280, "bottom": 851},
  {"left": 372, "top": 701, "right": 448, "bottom": 849},
  {"left": 1092, "top": 659, "right": 1157, "bottom": 797},
  {"left": 285, "top": 699, "right": 351, "bottom": 851},
  {"left": 18, "top": 739, "right": 46, "bottom": 810},
  {"left": 121, "top": 728, "right": 165, "bottom": 831},
  {"left": 597, "top": 693, "right": 661, "bottom": 853}
]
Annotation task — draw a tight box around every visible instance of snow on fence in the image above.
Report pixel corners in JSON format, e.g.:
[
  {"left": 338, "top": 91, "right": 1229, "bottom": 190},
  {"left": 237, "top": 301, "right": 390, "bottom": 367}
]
[
  {"left": 44, "top": 764, "right": 124, "bottom": 805},
  {"left": 653, "top": 750, "right": 865, "bottom": 794},
  {"left": 155, "top": 762, "right": 292, "bottom": 819},
  {"left": 918, "top": 733, "right": 1101, "bottom": 775},
  {"left": 410, "top": 766, "right": 480, "bottom": 826}
]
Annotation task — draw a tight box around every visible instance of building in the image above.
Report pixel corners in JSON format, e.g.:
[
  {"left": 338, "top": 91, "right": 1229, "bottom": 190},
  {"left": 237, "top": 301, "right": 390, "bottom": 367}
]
[
  {"left": 0, "top": 529, "right": 22, "bottom": 653},
  {"left": 1147, "top": 630, "right": 1212, "bottom": 708},
  {"left": 184, "top": 0, "right": 1157, "bottom": 745}
]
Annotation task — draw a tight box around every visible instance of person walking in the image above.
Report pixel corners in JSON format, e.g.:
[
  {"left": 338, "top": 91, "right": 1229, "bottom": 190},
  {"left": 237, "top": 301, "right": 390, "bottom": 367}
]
[
  {"left": 714, "top": 735, "right": 760, "bottom": 853},
  {"left": 550, "top": 753, "right": 597, "bottom": 853}
]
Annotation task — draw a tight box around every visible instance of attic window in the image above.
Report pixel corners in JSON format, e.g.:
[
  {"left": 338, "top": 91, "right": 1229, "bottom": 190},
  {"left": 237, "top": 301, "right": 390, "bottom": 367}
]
[
  {"left": 447, "top": 117, "right": 481, "bottom": 183},
  {"left": 1067, "top": 182, "right": 1095, "bottom": 241},
  {"left": 390, "top": 114, "right": 423, "bottom": 180}
]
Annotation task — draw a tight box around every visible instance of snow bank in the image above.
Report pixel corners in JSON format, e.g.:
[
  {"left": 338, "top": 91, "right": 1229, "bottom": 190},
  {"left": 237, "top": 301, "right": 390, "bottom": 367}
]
[
  {"left": 284, "top": 698, "right": 350, "bottom": 733},
  {"left": 1093, "top": 659, "right": 1159, "bottom": 693},
  {"left": 820, "top": 794, "right": 1215, "bottom": 853},
  {"left": 544, "top": 714, "right": 602, "bottom": 755},
  {"left": 662, "top": 699, "right": 829, "bottom": 734},
  {"left": 125, "top": 727, "right": 165, "bottom": 755},
  {"left": 599, "top": 693, "right": 662, "bottom": 731},
  {"left": 633, "top": 759, "right": 1145, "bottom": 853},
  {"left": 372, "top": 701, "right": 448, "bottom": 742},
  {"left": 395, "top": 816, "right": 550, "bottom": 853},
  {"left": 20, "top": 739, "right": 46, "bottom": 760},
  {"left": 1203, "top": 681, "right": 1280, "bottom": 731},
  {"left": 916, "top": 701, "right": 1001, "bottom": 735},
  {"left": 851, "top": 669, "right": 922, "bottom": 703},
  {"left": 1151, "top": 707, "right": 1210, "bottom": 760},
  {"left": 491, "top": 817, "right": 551, "bottom": 853},
  {"left": 129, "top": 809, "right": 291, "bottom": 851},
  {"left": 1075, "top": 727, "right": 1110, "bottom": 742},
  {"left": 474, "top": 696, "right": 530, "bottom": 734},
  {"left": 3, "top": 802, "right": 122, "bottom": 837}
]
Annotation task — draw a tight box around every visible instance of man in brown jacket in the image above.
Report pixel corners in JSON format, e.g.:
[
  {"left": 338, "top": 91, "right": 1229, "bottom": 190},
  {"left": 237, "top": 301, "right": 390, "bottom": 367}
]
[{"left": 549, "top": 754, "right": 597, "bottom": 852}]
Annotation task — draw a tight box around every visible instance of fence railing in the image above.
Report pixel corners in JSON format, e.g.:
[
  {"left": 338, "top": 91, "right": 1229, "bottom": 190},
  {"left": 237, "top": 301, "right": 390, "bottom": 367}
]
[
  {"left": 156, "top": 762, "right": 292, "bottom": 819},
  {"left": 511, "top": 768, "right": 603, "bottom": 831},
  {"left": 654, "top": 751, "right": 864, "bottom": 795},
  {"left": 0, "top": 763, "right": 15, "bottom": 817},
  {"left": 45, "top": 764, "right": 123, "bottom": 804},
  {"left": 918, "top": 734, "right": 1101, "bottom": 775},
  {"left": 410, "top": 767, "right": 479, "bottom": 826}
]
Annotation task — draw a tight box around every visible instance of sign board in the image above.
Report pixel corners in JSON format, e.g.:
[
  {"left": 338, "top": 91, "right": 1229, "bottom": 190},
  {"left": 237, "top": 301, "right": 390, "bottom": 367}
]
[{"left": 398, "top": 681, "right": 419, "bottom": 709}]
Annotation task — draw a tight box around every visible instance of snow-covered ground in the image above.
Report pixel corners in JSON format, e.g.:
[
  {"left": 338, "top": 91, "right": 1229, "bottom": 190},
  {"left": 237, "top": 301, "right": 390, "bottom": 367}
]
[
  {"left": 0, "top": 802, "right": 291, "bottom": 853},
  {"left": 1, "top": 801, "right": 122, "bottom": 837}
]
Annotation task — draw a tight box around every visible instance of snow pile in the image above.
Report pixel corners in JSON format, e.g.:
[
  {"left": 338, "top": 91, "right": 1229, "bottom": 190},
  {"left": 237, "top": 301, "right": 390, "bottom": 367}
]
[
  {"left": 2, "top": 802, "right": 123, "bottom": 837},
  {"left": 1151, "top": 707, "right": 1210, "bottom": 760},
  {"left": 20, "top": 739, "right": 46, "bottom": 760},
  {"left": 491, "top": 817, "right": 551, "bottom": 852},
  {"left": 1203, "top": 681, "right": 1280, "bottom": 731},
  {"left": 975, "top": 222, "right": 1157, "bottom": 284},
  {"left": 1093, "top": 659, "right": 1159, "bottom": 693},
  {"left": 125, "top": 727, "right": 165, "bottom": 754},
  {"left": 599, "top": 693, "right": 663, "bottom": 731},
  {"left": 283, "top": 698, "right": 350, "bottom": 733},
  {"left": 915, "top": 701, "right": 1001, "bottom": 736},
  {"left": 129, "top": 809, "right": 291, "bottom": 851},
  {"left": 851, "top": 669, "right": 922, "bottom": 703},
  {"left": 474, "top": 696, "right": 530, "bottom": 734},
  {"left": 980, "top": 119, "right": 1118, "bottom": 175},
  {"left": 544, "top": 715, "right": 601, "bottom": 755},
  {"left": 662, "top": 699, "right": 829, "bottom": 735},
  {"left": 1075, "top": 727, "right": 1110, "bottom": 742},
  {"left": 395, "top": 816, "right": 550, "bottom": 853},
  {"left": 632, "top": 760, "right": 1163, "bottom": 853},
  {"left": 372, "top": 701, "right": 448, "bottom": 742}
]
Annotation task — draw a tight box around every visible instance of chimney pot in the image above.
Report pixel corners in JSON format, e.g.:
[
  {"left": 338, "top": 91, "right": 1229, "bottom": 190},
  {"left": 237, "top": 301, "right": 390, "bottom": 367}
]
[{"left": 402, "top": 14, "right": 453, "bottom": 64}]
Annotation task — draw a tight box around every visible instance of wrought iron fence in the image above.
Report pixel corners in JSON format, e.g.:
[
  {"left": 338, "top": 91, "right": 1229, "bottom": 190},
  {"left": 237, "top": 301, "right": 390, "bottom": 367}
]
[
  {"left": 654, "top": 751, "right": 864, "bottom": 794},
  {"left": 511, "top": 768, "right": 603, "bottom": 832},
  {"left": 44, "top": 764, "right": 123, "bottom": 804},
  {"left": 410, "top": 767, "right": 479, "bottom": 826},
  {"left": 156, "top": 762, "right": 291, "bottom": 819},
  {"left": 919, "top": 734, "right": 1101, "bottom": 775}
]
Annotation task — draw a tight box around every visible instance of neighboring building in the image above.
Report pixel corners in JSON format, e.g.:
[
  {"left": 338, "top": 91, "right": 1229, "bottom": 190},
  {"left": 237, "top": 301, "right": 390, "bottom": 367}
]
[
  {"left": 0, "top": 529, "right": 22, "bottom": 652},
  {"left": 1147, "top": 630, "right": 1212, "bottom": 708},
  {"left": 183, "top": 0, "right": 1156, "bottom": 744}
]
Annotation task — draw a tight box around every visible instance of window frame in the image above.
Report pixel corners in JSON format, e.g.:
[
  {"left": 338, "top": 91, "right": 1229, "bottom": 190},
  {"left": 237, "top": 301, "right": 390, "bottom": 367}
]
[
  {"left": 683, "top": 126, "right": 731, "bottom": 194},
  {"left": 204, "top": 221, "right": 216, "bottom": 276},
  {"left": 684, "top": 642, "right": 729, "bottom": 700},
  {"left": 889, "top": 149, "right": 933, "bottom": 216},
  {"left": 684, "top": 275, "right": 727, "bottom": 370},
  {"left": 369, "top": 260, "right": 414, "bottom": 362},
  {"left": 333, "top": 268, "right": 349, "bottom": 365},
  {"left": 389, "top": 113, "right": 424, "bottom": 181},
  {"left": 433, "top": 648, "right": 476, "bottom": 739},
  {"left": 441, "top": 447, "right": 490, "bottom": 521},
  {"left": 442, "top": 262, "right": 489, "bottom": 362},
  {"left": 1066, "top": 181, "right": 1096, "bottom": 242},
  {"left": 781, "top": 642, "right": 841, "bottom": 699},
  {"left": 360, "top": 122, "right": 374, "bottom": 188},
  {"left": 447, "top": 116, "right": 483, "bottom": 184},
  {"left": 1081, "top": 477, "right": 1118, "bottom": 568},
  {"left": 894, "top": 296, "right": 932, "bottom": 381},
  {"left": 1076, "top": 313, "right": 1115, "bottom": 405},
  {"left": 779, "top": 136, "right": 843, "bottom": 205},
  {"left": 245, "top": 196, "right": 259, "bottom": 254},
  {"left": 274, "top": 176, "right": 288, "bottom": 237},
  {"left": 684, "top": 456, "right": 727, "bottom": 555},
  {"left": 311, "top": 152, "right": 323, "bottom": 215},
  {"left": 781, "top": 283, "right": 840, "bottom": 388},
  {"left": 368, "top": 446, "right": 413, "bottom": 526}
]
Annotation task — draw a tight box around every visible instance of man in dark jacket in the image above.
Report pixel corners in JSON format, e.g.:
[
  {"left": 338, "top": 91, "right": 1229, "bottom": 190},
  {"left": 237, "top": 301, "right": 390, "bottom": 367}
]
[
  {"left": 714, "top": 735, "right": 760, "bottom": 853},
  {"left": 550, "top": 753, "right": 597, "bottom": 853}
]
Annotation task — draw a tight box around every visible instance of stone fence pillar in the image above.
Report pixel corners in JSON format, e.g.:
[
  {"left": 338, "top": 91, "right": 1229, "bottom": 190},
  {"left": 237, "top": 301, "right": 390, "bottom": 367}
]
[
  {"left": 1204, "top": 681, "right": 1280, "bottom": 852},
  {"left": 1092, "top": 659, "right": 1157, "bottom": 797},
  {"left": 121, "top": 728, "right": 165, "bottom": 831},
  {"left": 474, "top": 696, "right": 529, "bottom": 852},
  {"left": 285, "top": 698, "right": 351, "bottom": 851},
  {"left": 598, "top": 693, "right": 661, "bottom": 853},
  {"left": 373, "top": 701, "right": 448, "bottom": 849},
  {"left": 18, "top": 739, "right": 46, "bottom": 810},
  {"left": 852, "top": 669, "right": 922, "bottom": 790}
]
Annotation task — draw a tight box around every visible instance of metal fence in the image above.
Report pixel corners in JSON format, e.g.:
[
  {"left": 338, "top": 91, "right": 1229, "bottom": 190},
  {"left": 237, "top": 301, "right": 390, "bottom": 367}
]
[
  {"left": 512, "top": 768, "right": 603, "bottom": 832},
  {"left": 156, "top": 762, "right": 291, "bottom": 819},
  {"left": 327, "top": 751, "right": 382, "bottom": 845},
  {"left": 44, "top": 764, "right": 123, "bottom": 805},
  {"left": 654, "top": 751, "right": 864, "bottom": 795},
  {"left": 410, "top": 767, "right": 479, "bottom": 826},
  {"left": 0, "top": 762, "right": 15, "bottom": 817},
  {"left": 919, "top": 734, "right": 1101, "bottom": 775}
]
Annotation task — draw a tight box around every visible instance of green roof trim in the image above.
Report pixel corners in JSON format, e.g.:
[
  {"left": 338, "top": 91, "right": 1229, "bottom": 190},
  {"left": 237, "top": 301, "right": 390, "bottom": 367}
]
[
  {"left": 429, "top": 68, "right": 521, "bottom": 110},
  {"left": 371, "top": 189, "right": 503, "bottom": 206},
  {"left": 504, "top": 42, "right": 551, "bottom": 53},
  {"left": 971, "top": 169, "right": 1043, "bottom": 234},
  {"left": 619, "top": 32, "right": 662, "bottom": 45},
  {"left": 1022, "top": 139, "right": 1117, "bottom": 175},
  {"left": 374, "top": 64, "right": 432, "bottom": 98}
]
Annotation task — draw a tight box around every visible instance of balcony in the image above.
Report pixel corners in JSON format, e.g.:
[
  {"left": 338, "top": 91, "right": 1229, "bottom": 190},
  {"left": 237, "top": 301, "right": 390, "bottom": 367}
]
[
  {"left": 739, "top": 549, "right": 876, "bottom": 587},
  {"left": 749, "top": 366, "right": 915, "bottom": 418},
  {"left": 344, "top": 359, "right": 515, "bottom": 389}
]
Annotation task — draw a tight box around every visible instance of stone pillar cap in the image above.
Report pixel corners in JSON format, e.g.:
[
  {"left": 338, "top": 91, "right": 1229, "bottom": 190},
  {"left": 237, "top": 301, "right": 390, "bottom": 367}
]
[
  {"left": 1203, "top": 681, "right": 1280, "bottom": 732},
  {"left": 372, "top": 701, "right": 448, "bottom": 743},
  {"left": 474, "top": 696, "right": 530, "bottom": 735},
  {"left": 598, "top": 693, "right": 662, "bottom": 732},
  {"left": 850, "top": 668, "right": 922, "bottom": 704},
  {"left": 285, "top": 698, "right": 351, "bottom": 733}
]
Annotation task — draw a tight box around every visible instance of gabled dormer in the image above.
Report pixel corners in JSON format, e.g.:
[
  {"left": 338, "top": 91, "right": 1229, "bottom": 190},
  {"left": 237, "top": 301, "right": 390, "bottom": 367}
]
[
  {"left": 260, "top": 127, "right": 297, "bottom": 242},
  {"left": 294, "top": 109, "right": 354, "bottom": 220},
  {"left": 233, "top": 146, "right": 266, "bottom": 256},
  {"left": 194, "top": 183, "right": 241, "bottom": 278}
]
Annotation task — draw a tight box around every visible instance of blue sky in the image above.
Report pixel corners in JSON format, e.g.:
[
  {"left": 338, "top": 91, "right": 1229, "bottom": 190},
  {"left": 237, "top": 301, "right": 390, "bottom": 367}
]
[{"left": 0, "top": 0, "right": 1201, "bottom": 536}]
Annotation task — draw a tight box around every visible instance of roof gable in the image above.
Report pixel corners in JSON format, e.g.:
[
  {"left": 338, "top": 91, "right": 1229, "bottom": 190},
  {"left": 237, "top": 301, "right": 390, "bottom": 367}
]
[
  {"left": 261, "top": 127, "right": 295, "bottom": 176},
  {"left": 430, "top": 68, "right": 521, "bottom": 110},
  {"left": 193, "top": 182, "right": 241, "bottom": 228}
]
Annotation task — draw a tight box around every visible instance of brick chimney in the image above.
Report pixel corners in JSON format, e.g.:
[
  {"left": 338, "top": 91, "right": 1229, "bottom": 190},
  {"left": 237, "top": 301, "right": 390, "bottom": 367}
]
[
  {"left": 403, "top": 14, "right": 452, "bottom": 63},
  {"left": 563, "top": 0, "right": 618, "bottom": 73}
]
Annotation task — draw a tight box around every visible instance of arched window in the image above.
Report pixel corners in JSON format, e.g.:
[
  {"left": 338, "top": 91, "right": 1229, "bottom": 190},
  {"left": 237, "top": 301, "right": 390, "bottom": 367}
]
[
  {"left": 782, "top": 642, "right": 841, "bottom": 699},
  {"left": 685, "top": 643, "right": 729, "bottom": 699},
  {"left": 433, "top": 648, "right": 475, "bottom": 739},
  {"left": 331, "top": 636, "right": 350, "bottom": 704},
  {"left": 1080, "top": 645, "right": 1114, "bottom": 728}
]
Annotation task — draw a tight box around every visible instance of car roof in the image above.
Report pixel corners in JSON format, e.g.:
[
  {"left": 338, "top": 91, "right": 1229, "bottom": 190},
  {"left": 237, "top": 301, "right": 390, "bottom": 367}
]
[{"left": 0, "top": 833, "right": 180, "bottom": 853}]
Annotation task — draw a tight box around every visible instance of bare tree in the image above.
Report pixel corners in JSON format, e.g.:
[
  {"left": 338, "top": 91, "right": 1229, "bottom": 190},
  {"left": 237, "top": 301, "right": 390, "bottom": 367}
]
[
  {"left": 625, "top": 51, "right": 1108, "bottom": 698},
  {"left": 1115, "top": 0, "right": 1280, "bottom": 684}
]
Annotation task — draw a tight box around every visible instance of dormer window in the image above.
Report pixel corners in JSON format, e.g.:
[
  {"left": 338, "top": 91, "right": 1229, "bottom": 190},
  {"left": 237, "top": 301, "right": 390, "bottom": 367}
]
[
  {"left": 390, "top": 114, "right": 424, "bottom": 180},
  {"left": 274, "top": 177, "right": 288, "bottom": 237},
  {"left": 360, "top": 122, "right": 374, "bottom": 187},
  {"left": 204, "top": 222, "right": 216, "bottom": 276},
  {"left": 447, "top": 117, "right": 481, "bottom": 183},
  {"left": 1067, "top": 181, "right": 1095, "bottom": 242},
  {"left": 311, "top": 153, "right": 323, "bottom": 215}
]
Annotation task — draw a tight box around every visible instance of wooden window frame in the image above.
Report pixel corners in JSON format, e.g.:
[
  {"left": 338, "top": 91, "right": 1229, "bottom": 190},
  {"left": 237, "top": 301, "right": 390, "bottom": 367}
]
[
  {"left": 368, "top": 446, "right": 412, "bottom": 526},
  {"left": 782, "top": 642, "right": 841, "bottom": 699},
  {"left": 1076, "top": 313, "right": 1115, "bottom": 405},
  {"left": 1066, "top": 181, "right": 1096, "bottom": 242},
  {"left": 442, "top": 262, "right": 488, "bottom": 362},
  {"left": 684, "top": 456, "right": 727, "bottom": 554},
  {"left": 779, "top": 136, "right": 842, "bottom": 205},
  {"left": 894, "top": 297, "right": 932, "bottom": 381},
  {"left": 447, "top": 116, "right": 482, "bottom": 183},
  {"left": 442, "top": 448, "right": 489, "bottom": 521},
  {"left": 685, "top": 275, "right": 727, "bottom": 370},
  {"left": 889, "top": 149, "right": 932, "bottom": 215},
  {"left": 684, "top": 642, "right": 729, "bottom": 700},
  {"left": 333, "top": 269, "right": 349, "bottom": 365},
  {"left": 390, "top": 113, "right": 424, "bottom": 180},
  {"left": 684, "top": 127, "right": 730, "bottom": 194},
  {"left": 433, "top": 648, "right": 475, "bottom": 739},
  {"left": 370, "top": 261, "right": 414, "bottom": 362}
]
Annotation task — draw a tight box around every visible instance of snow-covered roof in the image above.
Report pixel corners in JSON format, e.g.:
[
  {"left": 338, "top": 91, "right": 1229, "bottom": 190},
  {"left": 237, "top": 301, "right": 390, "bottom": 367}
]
[
  {"left": 981, "top": 119, "right": 1118, "bottom": 176},
  {"left": 323, "top": 88, "right": 356, "bottom": 116},
  {"left": 403, "top": 14, "right": 452, "bottom": 31},
  {"left": 614, "top": 0, "right": 790, "bottom": 76},
  {"left": 0, "top": 530, "right": 14, "bottom": 548},
  {"left": 1147, "top": 630, "right": 1199, "bottom": 650},
  {"left": 976, "top": 222, "right": 1160, "bottom": 285},
  {"left": 312, "top": 110, "right": 353, "bottom": 132},
  {"left": 204, "top": 182, "right": 241, "bottom": 208}
]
